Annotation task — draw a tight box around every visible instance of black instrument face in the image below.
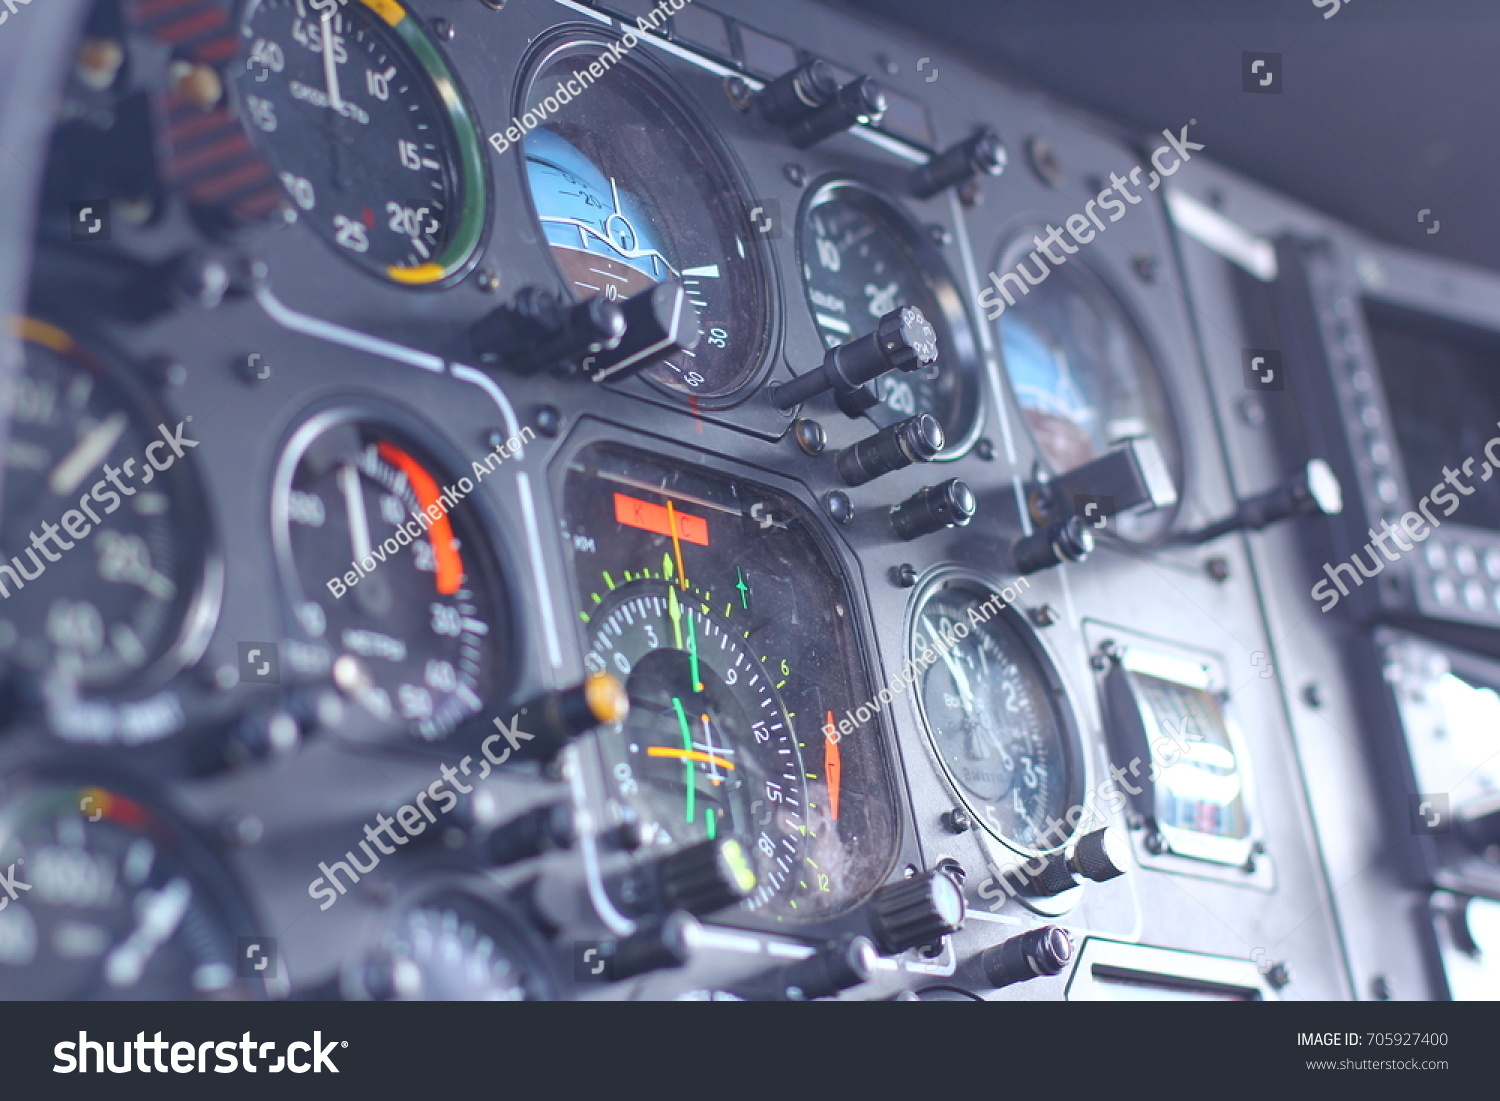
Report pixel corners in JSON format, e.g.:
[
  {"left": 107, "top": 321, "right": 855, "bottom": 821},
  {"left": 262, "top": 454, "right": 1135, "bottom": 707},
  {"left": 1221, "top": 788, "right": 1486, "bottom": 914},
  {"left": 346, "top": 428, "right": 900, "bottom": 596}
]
[
  {"left": 800, "top": 182, "right": 981, "bottom": 453},
  {"left": 911, "top": 577, "right": 1084, "bottom": 854},
  {"left": 0, "top": 780, "right": 258, "bottom": 1000},
  {"left": 993, "top": 245, "right": 1181, "bottom": 538},
  {"left": 271, "top": 415, "right": 509, "bottom": 744},
  {"left": 519, "top": 36, "right": 771, "bottom": 403},
  {"left": 562, "top": 442, "right": 898, "bottom": 919},
  {"left": 233, "top": 0, "right": 487, "bottom": 286},
  {"left": 0, "top": 321, "right": 211, "bottom": 693}
]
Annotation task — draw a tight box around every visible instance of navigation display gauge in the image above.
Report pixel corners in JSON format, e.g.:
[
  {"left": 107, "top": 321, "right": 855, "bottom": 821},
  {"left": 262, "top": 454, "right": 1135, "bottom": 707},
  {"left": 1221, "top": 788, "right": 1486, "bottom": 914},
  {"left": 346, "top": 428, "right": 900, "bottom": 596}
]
[
  {"left": 232, "top": 0, "right": 489, "bottom": 286},
  {"left": 0, "top": 319, "right": 217, "bottom": 695},
  {"left": 991, "top": 240, "right": 1181, "bottom": 538},
  {"left": 519, "top": 35, "right": 772, "bottom": 402},
  {"left": 561, "top": 442, "right": 897, "bottom": 920},
  {"left": 271, "top": 412, "right": 510, "bottom": 746},
  {"left": 910, "top": 574, "right": 1085, "bottom": 854},
  {"left": 800, "top": 182, "right": 983, "bottom": 454}
]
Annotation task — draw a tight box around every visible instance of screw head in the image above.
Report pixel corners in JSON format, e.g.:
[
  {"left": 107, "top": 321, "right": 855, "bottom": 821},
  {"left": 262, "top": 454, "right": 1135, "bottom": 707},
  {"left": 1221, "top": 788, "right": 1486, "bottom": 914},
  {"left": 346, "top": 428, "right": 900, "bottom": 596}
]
[
  {"left": 1026, "top": 135, "right": 1063, "bottom": 188},
  {"left": 822, "top": 490, "right": 854, "bottom": 525},
  {"left": 1029, "top": 604, "right": 1058, "bottom": 628},
  {"left": 1144, "top": 831, "right": 1166, "bottom": 854},
  {"left": 476, "top": 268, "right": 499, "bottom": 293},
  {"left": 1236, "top": 394, "right": 1266, "bottom": 426},
  {"left": 974, "top": 438, "right": 995, "bottom": 462},
  {"left": 1133, "top": 255, "right": 1158, "bottom": 283},
  {"left": 431, "top": 17, "right": 454, "bottom": 39},
  {"left": 792, "top": 418, "right": 826, "bottom": 456},
  {"left": 1302, "top": 682, "right": 1323, "bottom": 709},
  {"left": 892, "top": 563, "right": 918, "bottom": 588},
  {"left": 784, "top": 163, "right": 807, "bottom": 187},
  {"left": 1204, "top": 556, "right": 1231, "bottom": 582},
  {"left": 534, "top": 405, "right": 564, "bottom": 438},
  {"left": 1265, "top": 961, "right": 1293, "bottom": 990},
  {"left": 943, "top": 808, "right": 971, "bottom": 834},
  {"left": 928, "top": 224, "right": 952, "bottom": 247},
  {"left": 1371, "top": 974, "right": 1393, "bottom": 1000},
  {"left": 724, "top": 76, "right": 753, "bottom": 111}
]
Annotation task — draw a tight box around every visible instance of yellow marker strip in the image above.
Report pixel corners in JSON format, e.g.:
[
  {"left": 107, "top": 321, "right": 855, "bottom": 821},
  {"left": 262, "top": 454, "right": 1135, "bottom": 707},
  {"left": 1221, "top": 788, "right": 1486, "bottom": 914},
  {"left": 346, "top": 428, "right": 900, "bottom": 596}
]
[
  {"left": 359, "top": 0, "right": 407, "bottom": 28},
  {"left": 386, "top": 262, "right": 443, "bottom": 284},
  {"left": 647, "top": 746, "right": 736, "bottom": 771}
]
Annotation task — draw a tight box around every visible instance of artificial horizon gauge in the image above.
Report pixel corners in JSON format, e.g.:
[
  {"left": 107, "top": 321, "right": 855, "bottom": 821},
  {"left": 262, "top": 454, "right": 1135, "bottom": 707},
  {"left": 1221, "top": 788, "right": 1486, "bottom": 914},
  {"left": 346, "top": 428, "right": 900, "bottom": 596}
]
[
  {"left": 0, "top": 778, "right": 261, "bottom": 1000},
  {"left": 0, "top": 318, "right": 216, "bottom": 696},
  {"left": 270, "top": 413, "right": 509, "bottom": 745},
  {"left": 991, "top": 239, "right": 1182, "bottom": 539},
  {"left": 231, "top": 0, "right": 488, "bottom": 285},
  {"left": 519, "top": 34, "right": 772, "bottom": 402},
  {"left": 909, "top": 574, "right": 1085, "bottom": 854},
  {"left": 799, "top": 181, "right": 983, "bottom": 454},
  {"left": 562, "top": 442, "right": 899, "bottom": 919},
  {"left": 344, "top": 885, "right": 557, "bottom": 1000}
]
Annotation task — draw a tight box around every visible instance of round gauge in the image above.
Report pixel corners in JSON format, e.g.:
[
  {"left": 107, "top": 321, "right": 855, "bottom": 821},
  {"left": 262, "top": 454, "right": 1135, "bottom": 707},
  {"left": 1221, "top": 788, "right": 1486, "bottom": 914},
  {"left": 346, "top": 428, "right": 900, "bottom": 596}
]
[
  {"left": 518, "top": 34, "right": 772, "bottom": 402},
  {"left": 231, "top": 0, "right": 488, "bottom": 286},
  {"left": 0, "top": 778, "right": 260, "bottom": 999},
  {"left": 991, "top": 239, "right": 1182, "bottom": 538},
  {"left": 271, "top": 413, "right": 509, "bottom": 744},
  {"left": 345, "top": 888, "right": 555, "bottom": 1000},
  {"left": 799, "top": 182, "right": 982, "bottom": 454},
  {"left": 584, "top": 581, "right": 807, "bottom": 911},
  {"left": 563, "top": 442, "right": 900, "bottom": 922},
  {"left": 910, "top": 575, "right": 1085, "bottom": 854},
  {"left": 0, "top": 318, "right": 216, "bottom": 692}
]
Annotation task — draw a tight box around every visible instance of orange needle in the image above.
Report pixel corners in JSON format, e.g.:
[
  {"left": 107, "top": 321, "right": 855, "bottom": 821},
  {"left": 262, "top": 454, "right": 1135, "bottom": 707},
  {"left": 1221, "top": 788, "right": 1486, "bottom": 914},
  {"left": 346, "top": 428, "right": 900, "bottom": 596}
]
[
  {"left": 647, "top": 746, "right": 737, "bottom": 771},
  {"left": 824, "top": 710, "right": 841, "bottom": 821},
  {"left": 377, "top": 442, "right": 462, "bottom": 595}
]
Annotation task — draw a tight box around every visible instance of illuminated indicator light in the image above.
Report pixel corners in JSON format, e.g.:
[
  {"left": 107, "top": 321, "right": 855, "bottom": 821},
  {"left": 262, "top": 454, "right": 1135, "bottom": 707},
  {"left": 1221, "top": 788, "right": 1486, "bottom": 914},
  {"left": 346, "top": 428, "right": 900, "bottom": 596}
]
[
  {"left": 358, "top": 0, "right": 407, "bottom": 27},
  {"left": 823, "top": 711, "right": 841, "bottom": 821},
  {"left": 386, "top": 262, "right": 444, "bottom": 284},
  {"left": 378, "top": 441, "right": 462, "bottom": 595},
  {"left": 612, "top": 492, "right": 708, "bottom": 546}
]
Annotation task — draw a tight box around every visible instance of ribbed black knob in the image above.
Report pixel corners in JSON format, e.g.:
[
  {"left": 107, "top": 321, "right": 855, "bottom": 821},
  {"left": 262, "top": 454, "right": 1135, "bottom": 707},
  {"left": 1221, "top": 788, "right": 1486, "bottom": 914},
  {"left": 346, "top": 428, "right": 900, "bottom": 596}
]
[
  {"left": 484, "top": 802, "right": 574, "bottom": 867},
  {"left": 657, "top": 838, "right": 758, "bottom": 916},
  {"left": 1033, "top": 828, "right": 1130, "bottom": 895},
  {"left": 471, "top": 286, "right": 625, "bottom": 376},
  {"left": 909, "top": 128, "right": 1008, "bottom": 199},
  {"left": 610, "top": 911, "right": 699, "bottom": 980},
  {"left": 869, "top": 868, "right": 966, "bottom": 955},
  {"left": 778, "top": 934, "right": 879, "bottom": 1000},
  {"left": 980, "top": 925, "right": 1074, "bottom": 989},
  {"left": 772, "top": 305, "right": 939, "bottom": 409},
  {"left": 834, "top": 379, "right": 882, "bottom": 418},
  {"left": 1012, "top": 515, "right": 1095, "bottom": 575},
  {"left": 756, "top": 58, "right": 840, "bottom": 125},
  {"left": 787, "top": 76, "right": 888, "bottom": 148},
  {"left": 506, "top": 672, "right": 628, "bottom": 764},
  {"left": 583, "top": 281, "right": 701, "bottom": 382},
  {"left": 890, "top": 478, "right": 976, "bottom": 540},
  {"left": 836, "top": 413, "right": 945, "bottom": 487}
]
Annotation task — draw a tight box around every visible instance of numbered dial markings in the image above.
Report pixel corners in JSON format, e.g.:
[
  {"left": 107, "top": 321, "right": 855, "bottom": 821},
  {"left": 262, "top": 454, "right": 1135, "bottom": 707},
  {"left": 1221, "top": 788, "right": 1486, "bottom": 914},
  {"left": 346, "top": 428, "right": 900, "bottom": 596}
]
[{"left": 235, "top": 0, "right": 486, "bottom": 284}]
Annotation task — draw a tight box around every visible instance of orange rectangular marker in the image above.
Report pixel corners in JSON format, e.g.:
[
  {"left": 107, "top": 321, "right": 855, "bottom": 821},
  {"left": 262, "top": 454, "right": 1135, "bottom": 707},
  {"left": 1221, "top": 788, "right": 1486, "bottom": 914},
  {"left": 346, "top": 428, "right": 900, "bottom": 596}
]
[
  {"left": 824, "top": 711, "right": 842, "bottom": 821},
  {"left": 613, "top": 492, "right": 709, "bottom": 546}
]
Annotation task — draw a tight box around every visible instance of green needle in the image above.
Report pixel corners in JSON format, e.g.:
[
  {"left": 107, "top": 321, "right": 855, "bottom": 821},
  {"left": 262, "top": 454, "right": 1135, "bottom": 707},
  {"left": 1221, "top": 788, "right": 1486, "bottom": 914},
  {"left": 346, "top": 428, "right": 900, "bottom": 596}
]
[
  {"left": 706, "top": 807, "right": 716, "bottom": 839},
  {"left": 736, "top": 566, "right": 750, "bottom": 610},
  {"left": 672, "top": 695, "right": 695, "bottom": 825}
]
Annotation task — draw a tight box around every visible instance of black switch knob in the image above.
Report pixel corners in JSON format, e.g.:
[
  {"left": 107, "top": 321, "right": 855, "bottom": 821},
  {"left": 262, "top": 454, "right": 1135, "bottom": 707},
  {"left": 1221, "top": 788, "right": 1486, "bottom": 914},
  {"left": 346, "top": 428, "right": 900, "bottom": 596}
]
[
  {"left": 774, "top": 305, "right": 939, "bottom": 409},
  {"left": 472, "top": 285, "right": 625, "bottom": 375},
  {"left": 620, "top": 837, "right": 757, "bottom": 918},
  {"left": 1181, "top": 458, "right": 1344, "bottom": 545},
  {"left": 890, "top": 478, "right": 976, "bottom": 540},
  {"left": 1033, "top": 828, "right": 1130, "bottom": 895},
  {"left": 909, "top": 128, "right": 1008, "bottom": 199},
  {"left": 777, "top": 934, "right": 879, "bottom": 1000},
  {"left": 484, "top": 802, "right": 575, "bottom": 867},
  {"left": 869, "top": 867, "right": 966, "bottom": 955},
  {"left": 756, "top": 58, "right": 841, "bottom": 125},
  {"left": 836, "top": 413, "right": 945, "bottom": 486},
  {"left": 980, "top": 925, "right": 1074, "bottom": 989},
  {"left": 1012, "top": 515, "right": 1095, "bottom": 575},
  {"left": 582, "top": 281, "right": 701, "bottom": 382},
  {"left": 786, "top": 75, "right": 887, "bottom": 149},
  {"left": 609, "top": 911, "right": 699, "bottom": 980},
  {"left": 505, "top": 671, "right": 629, "bottom": 765}
]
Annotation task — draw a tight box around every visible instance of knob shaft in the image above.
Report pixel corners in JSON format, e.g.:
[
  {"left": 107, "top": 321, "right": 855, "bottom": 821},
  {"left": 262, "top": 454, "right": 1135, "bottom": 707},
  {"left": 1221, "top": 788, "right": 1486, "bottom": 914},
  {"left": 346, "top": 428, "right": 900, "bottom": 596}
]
[
  {"left": 756, "top": 58, "right": 840, "bottom": 125},
  {"left": 1033, "top": 828, "right": 1131, "bottom": 895},
  {"left": 1182, "top": 458, "right": 1343, "bottom": 544},
  {"left": 506, "top": 672, "right": 628, "bottom": 765},
  {"left": 472, "top": 286, "right": 625, "bottom": 375},
  {"left": 909, "top": 128, "right": 1008, "bottom": 199},
  {"left": 610, "top": 911, "right": 699, "bottom": 980},
  {"left": 583, "top": 281, "right": 701, "bottom": 382},
  {"left": 773, "top": 305, "right": 938, "bottom": 409},
  {"left": 980, "top": 925, "right": 1074, "bottom": 988},
  {"left": 1012, "top": 515, "right": 1095, "bottom": 575},
  {"left": 834, "top": 379, "right": 882, "bottom": 418},
  {"left": 890, "top": 478, "right": 976, "bottom": 540},
  {"left": 786, "top": 76, "right": 887, "bottom": 148},
  {"left": 484, "top": 802, "right": 574, "bottom": 867},
  {"left": 778, "top": 934, "right": 878, "bottom": 1000},
  {"left": 869, "top": 867, "right": 966, "bottom": 955},
  {"left": 836, "top": 413, "right": 945, "bottom": 487}
]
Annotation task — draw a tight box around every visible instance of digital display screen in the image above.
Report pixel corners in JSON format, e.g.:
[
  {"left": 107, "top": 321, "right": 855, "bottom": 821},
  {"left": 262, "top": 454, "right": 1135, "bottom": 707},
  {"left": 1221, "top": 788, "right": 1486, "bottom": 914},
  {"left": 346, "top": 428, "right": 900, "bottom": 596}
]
[{"left": 1365, "top": 299, "right": 1500, "bottom": 531}]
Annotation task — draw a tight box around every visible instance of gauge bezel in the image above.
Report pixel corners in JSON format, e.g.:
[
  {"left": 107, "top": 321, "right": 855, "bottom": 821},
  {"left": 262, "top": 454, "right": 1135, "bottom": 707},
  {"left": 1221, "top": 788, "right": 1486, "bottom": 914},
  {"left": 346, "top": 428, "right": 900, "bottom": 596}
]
[
  {"left": 232, "top": 0, "right": 491, "bottom": 289},
  {"left": 513, "top": 26, "right": 778, "bottom": 409},
  {"left": 906, "top": 567, "right": 1089, "bottom": 858},
  {"left": 797, "top": 177, "right": 986, "bottom": 459},
  {"left": 989, "top": 230, "right": 1187, "bottom": 541},
  {"left": 268, "top": 398, "right": 519, "bottom": 752},
  {"left": 5, "top": 317, "right": 223, "bottom": 701}
]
